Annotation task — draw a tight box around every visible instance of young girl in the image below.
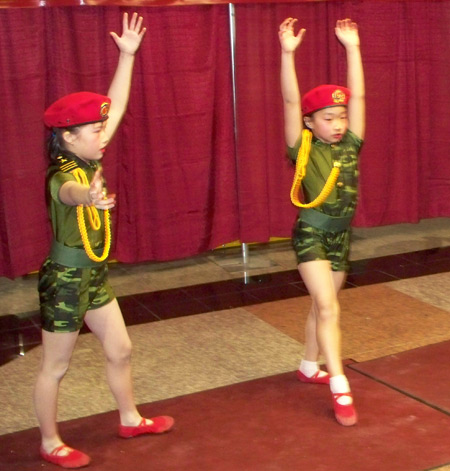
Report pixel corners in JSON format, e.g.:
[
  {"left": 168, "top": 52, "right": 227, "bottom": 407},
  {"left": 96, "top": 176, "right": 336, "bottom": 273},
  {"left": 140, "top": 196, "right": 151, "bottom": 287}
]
[
  {"left": 35, "top": 13, "right": 174, "bottom": 468},
  {"left": 279, "top": 17, "right": 365, "bottom": 426}
]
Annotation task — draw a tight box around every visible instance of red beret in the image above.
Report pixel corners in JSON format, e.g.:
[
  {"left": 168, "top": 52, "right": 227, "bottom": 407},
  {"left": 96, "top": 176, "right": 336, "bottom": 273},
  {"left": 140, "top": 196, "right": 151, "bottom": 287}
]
[
  {"left": 44, "top": 91, "right": 111, "bottom": 128},
  {"left": 302, "top": 84, "right": 351, "bottom": 116}
]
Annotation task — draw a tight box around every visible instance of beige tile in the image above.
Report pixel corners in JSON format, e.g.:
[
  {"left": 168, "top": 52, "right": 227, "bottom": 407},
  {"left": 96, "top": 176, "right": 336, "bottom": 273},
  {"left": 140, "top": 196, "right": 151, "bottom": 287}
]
[
  {"left": 0, "top": 274, "right": 39, "bottom": 316},
  {"left": 388, "top": 272, "right": 450, "bottom": 312},
  {"left": 245, "top": 284, "right": 450, "bottom": 363},
  {"left": 350, "top": 217, "right": 450, "bottom": 260},
  {"left": 0, "top": 309, "right": 303, "bottom": 435}
]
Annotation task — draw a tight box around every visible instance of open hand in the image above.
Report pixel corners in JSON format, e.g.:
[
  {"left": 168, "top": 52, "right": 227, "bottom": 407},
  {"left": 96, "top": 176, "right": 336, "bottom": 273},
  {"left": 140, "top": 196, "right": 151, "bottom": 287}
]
[
  {"left": 110, "top": 12, "right": 146, "bottom": 56},
  {"left": 279, "top": 18, "right": 306, "bottom": 53},
  {"left": 89, "top": 169, "right": 116, "bottom": 210},
  {"left": 335, "top": 19, "right": 360, "bottom": 48}
]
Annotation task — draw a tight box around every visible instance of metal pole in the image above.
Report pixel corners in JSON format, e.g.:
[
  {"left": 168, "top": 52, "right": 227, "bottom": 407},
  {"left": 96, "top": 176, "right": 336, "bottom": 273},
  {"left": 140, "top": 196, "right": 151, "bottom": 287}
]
[{"left": 229, "top": 3, "right": 250, "bottom": 279}]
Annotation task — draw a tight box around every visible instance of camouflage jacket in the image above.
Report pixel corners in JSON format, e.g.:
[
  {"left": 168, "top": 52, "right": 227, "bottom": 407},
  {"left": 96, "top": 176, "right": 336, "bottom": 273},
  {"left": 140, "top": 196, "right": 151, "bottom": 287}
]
[
  {"left": 46, "top": 154, "right": 106, "bottom": 249},
  {"left": 287, "top": 130, "right": 363, "bottom": 218}
]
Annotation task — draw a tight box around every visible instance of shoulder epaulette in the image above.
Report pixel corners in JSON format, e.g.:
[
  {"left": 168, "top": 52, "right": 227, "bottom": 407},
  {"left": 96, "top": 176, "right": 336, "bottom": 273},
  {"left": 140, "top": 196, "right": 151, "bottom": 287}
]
[{"left": 55, "top": 155, "right": 79, "bottom": 173}]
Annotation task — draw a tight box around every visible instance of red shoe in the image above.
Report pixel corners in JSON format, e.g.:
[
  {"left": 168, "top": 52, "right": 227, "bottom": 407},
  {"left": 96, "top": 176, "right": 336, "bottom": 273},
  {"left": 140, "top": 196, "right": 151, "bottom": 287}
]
[
  {"left": 119, "top": 416, "right": 174, "bottom": 438},
  {"left": 332, "top": 392, "right": 358, "bottom": 426},
  {"left": 40, "top": 445, "right": 91, "bottom": 469},
  {"left": 296, "top": 369, "right": 330, "bottom": 385}
]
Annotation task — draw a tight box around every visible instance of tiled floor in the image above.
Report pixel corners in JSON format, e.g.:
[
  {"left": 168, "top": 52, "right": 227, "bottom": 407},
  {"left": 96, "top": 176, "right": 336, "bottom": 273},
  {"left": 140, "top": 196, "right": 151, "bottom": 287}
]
[
  {"left": 2, "top": 218, "right": 450, "bottom": 367},
  {"left": 2, "top": 218, "right": 450, "bottom": 469}
]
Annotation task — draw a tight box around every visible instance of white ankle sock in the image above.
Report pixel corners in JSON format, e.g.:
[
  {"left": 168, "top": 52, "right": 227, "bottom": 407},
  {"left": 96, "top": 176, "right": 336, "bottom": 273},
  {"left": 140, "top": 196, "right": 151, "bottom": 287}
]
[
  {"left": 330, "top": 375, "right": 352, "bottom": 405},
  {"left": 300, "top": 360, "right": 328, "bottom": 378}
]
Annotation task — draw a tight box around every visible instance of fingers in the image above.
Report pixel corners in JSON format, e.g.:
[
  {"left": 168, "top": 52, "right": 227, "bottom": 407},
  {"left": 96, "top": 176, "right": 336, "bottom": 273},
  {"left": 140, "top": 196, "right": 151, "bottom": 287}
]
[
  {"left": 90, "top": 169, "right": 102, "bottom": 188},
  {"left": 336, "top": 18, "right": 358, "bottom": 31},
  {"left": 89, "top": 189, "right": 104, "bottom": 203},
  {"left": 90, "top": 192, "right": 116, "bottom": 210},
  {"left": 86, "top": 156, "right": 115, "bottom": 210},
  {"left": 280, "top": 17, "right": 358, "bottom": 32},
  {"left": 93, "top": 168, "right": 103, "bottom": 179},
  {"left": 91, "top": 169, "right": 103, "bottom": 186},
  {"left": 296, "top": 27, "right": 306, "bottom": 41},
  {"left": 95, "top": 195, "right": 116, "bottom": 210},
  {"left": 279, "top": 17, "right": 297, "bottom": 32},
  {"left": 88, "top": 169, "right": 105, "bottom": 202},
  {"left": 123, "top": 11, "right": 146, "bottom": 35},
  {"left": 109, "top": 31, "right": 119, "bottom": 43},
  {"left": 279, "top": 17, "right": 306, "bottom": 42},
  {"left": 134, "top": 14, "right": 144, "bottom": 33},
  {"left": 128, "top": 12, "right": 136, "bottom": 30},
  {"left": 133, "top": 15, "right": 147, "bottom": 38},
  {"left": 122, "top": 11, "right": 129, "bottom": 32},
  {"left": 281, "top": 17, "right": 358, "bottom": 36}
]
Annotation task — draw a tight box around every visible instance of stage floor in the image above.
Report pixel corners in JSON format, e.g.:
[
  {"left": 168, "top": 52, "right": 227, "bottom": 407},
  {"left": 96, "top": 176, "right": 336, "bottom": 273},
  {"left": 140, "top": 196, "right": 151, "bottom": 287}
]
[{"left": 2, "top": 219, "right": 450, "bottom": 470}]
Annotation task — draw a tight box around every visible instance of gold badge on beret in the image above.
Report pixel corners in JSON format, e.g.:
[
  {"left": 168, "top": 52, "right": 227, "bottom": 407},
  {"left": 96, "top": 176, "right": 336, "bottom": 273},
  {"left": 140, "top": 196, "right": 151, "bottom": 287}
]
[{"left": 332, "top": 89, "right": 346, "bottom": 104}]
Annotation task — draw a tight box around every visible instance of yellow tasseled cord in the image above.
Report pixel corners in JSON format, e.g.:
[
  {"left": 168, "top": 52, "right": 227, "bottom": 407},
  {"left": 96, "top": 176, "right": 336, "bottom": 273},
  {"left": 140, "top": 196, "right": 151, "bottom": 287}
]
[
  {"left": 290, "top": 129, "right": 341, "bottom": 208},
  {"left": 72, "top": 167, "right": 111, "bottom": 262}
]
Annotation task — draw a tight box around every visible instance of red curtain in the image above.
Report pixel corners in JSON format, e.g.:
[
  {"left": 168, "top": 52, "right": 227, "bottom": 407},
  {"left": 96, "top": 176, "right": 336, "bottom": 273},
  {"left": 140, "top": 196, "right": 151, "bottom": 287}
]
[
  {"left": 1, "top": 2, "right": 450, "bottom": 277},
  {"left": 234, "top": 1, "right": 450, "bottom": 239},
  {"left": 0, "top": 5, "right": 238, "bottom": 277},
  {"left": 0, "top": 8, "right": 50, "bottom": 278}
]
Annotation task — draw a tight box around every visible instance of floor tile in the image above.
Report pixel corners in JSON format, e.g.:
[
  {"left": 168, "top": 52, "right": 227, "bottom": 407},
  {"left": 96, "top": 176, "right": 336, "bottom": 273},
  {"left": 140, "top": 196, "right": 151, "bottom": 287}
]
[
  {"left": 349, "top": 340, "right": 450, "bottom": 414},
  {"left": 388, "top": 271, "right": 450, "bottom": 312},
  {"left": 116, "top": 295, "right": 160, "bottom": 325},
  {"left": 245, "top": 284, "right": 450, "bottom": 363},
  {"left": 0, "top": 309, "right": 302, "bottom": 435}
]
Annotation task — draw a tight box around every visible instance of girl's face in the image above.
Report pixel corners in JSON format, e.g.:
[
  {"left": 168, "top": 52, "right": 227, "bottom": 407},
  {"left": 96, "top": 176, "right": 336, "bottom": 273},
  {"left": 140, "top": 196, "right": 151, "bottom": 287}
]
[
  {"left": 63, "top": 121, "right": 109, "bottom": 163},
  {"left": 304, "top": 106, "right": 348, "bottom": 144}
]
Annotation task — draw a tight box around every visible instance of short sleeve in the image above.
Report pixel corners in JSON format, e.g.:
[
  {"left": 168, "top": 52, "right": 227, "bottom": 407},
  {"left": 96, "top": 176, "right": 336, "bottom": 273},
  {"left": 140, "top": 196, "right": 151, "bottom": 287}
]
[
  {"left": 48, "top": 171, "right": 76, "bottom": 203},
  {"left": 346, "top": 129, "right": 364, "bottom": 151},
  {"left": 286, "top": 134, "right": 303, "bottom": 162}
]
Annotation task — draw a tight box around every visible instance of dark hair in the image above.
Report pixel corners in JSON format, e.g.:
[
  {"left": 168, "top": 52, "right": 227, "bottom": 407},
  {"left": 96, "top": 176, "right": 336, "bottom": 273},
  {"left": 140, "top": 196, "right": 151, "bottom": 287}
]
[{"left": 47, "top": 126, "right": 81, "bottom": 162}]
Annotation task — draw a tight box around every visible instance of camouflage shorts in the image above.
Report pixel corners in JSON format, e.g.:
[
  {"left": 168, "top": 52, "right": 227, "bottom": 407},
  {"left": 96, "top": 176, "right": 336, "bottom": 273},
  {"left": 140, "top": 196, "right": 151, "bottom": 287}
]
[
  {"left": 292, "top": 219, "right": 351, "bottom": 272},
  {"left": 38, "top": 258, "right": 115, "bottom": 332}
]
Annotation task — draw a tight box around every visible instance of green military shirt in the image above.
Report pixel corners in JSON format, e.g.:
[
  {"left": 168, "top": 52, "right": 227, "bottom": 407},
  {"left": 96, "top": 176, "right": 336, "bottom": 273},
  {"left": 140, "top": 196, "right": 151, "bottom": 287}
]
[
  {"left": 47, "top": 155, "right": 106, "bottom": 249},
  {"left": 287, "top": 130, "right": 363, "bottom": 218}
]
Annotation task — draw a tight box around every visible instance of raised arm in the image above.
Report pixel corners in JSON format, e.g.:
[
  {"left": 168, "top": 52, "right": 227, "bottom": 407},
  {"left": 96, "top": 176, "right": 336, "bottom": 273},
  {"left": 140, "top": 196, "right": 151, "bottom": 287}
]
[
  {"left": 279, "top": 18, "right": 306, "bottom": 148},
  {"left": 335, "top": 19, "right": 365, "bottom": 140},
  {"left": 105, "top": 12, "right": 147, "bottom": 141}
]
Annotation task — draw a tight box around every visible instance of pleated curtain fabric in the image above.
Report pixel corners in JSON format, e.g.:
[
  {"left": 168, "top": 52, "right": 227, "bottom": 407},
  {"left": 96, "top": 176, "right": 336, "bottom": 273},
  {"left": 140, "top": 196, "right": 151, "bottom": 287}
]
[{"left": 0, "top": 2, "right": 450, "bottom": 277}]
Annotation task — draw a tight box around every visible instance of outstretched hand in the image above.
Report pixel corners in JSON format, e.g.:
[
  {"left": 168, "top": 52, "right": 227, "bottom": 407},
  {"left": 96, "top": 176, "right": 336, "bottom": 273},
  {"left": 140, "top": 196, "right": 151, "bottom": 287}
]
[
  {"left": 335, "top": 19, "right": 360, "bottom": 48},
  {"left": 89, "top": 169, "right": 116, "bottom": 210},
  {"left": 279, "top": 17, "right": 306, "bottom": 53},
  {"left": 110, "top": 12, "right": 146, "bottom": 56}
]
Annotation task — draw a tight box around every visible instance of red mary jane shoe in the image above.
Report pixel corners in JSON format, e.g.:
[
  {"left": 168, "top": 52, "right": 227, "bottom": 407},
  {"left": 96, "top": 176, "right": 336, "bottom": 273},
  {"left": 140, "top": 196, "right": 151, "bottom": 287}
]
[
  {"left": 296, "top": 369, "right": 330, "bottom": 385},
  {"left": 119, "top": 416, "right": 174, "bottom": 438},
  {"left": 333, "top": 392, "right": 358, "bottom": 426},
  {"left": 40, "top": 445, "right": 91, "bottom": 469}
]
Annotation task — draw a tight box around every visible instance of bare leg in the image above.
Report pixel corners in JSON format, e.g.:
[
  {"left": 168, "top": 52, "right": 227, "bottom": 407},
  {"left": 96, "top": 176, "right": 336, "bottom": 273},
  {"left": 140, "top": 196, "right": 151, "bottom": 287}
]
[
  {"left": 299, "top": 260, "right": 346, "bottom": 377},
  {"left": 84, "top": 298, "right": 142, "bottom": 426},
  {"left": 303, "top": 302, "right": 320, "bottom": 362},
  {"left": 33, "top": 330, "right": 79, "bottom": 453}
]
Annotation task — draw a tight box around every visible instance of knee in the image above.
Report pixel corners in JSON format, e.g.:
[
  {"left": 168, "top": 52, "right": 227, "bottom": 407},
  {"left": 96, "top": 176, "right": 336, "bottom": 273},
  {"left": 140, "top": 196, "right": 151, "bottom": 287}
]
[
  {"left": 40, "top": 359, "right": 71, "bottom": 382},
  {"left": 315, "top": 299, "right": 340, "bottom": 323},
  {"left": 106, "top": 339, "right": 132, "bottom": 365}
]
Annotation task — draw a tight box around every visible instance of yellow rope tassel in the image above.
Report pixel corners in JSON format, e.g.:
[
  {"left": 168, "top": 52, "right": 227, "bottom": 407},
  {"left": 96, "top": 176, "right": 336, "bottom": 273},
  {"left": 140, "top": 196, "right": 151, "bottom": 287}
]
[
  {"left": 290, "top": 129, "right": 341, "bottom": 208},
  {"left": 72, "top": 168, "right": 111, "bottom": 262}
]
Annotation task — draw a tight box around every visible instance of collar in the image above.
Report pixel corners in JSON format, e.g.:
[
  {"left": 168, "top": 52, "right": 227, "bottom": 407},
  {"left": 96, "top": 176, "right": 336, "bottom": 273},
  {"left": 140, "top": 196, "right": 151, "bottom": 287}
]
[{"left": 312, "top": 135, "right": 345, "bottom": 148}]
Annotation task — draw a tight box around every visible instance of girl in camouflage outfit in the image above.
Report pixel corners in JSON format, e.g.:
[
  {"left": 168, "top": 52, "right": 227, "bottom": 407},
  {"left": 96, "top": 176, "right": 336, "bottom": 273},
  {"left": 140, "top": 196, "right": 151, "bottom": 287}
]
[
  {"left": 279, "top": 17, "right": 365, "bottom": 426},
  {"left": 35, "top": 13, "right": 173, "bottom": 469}
]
